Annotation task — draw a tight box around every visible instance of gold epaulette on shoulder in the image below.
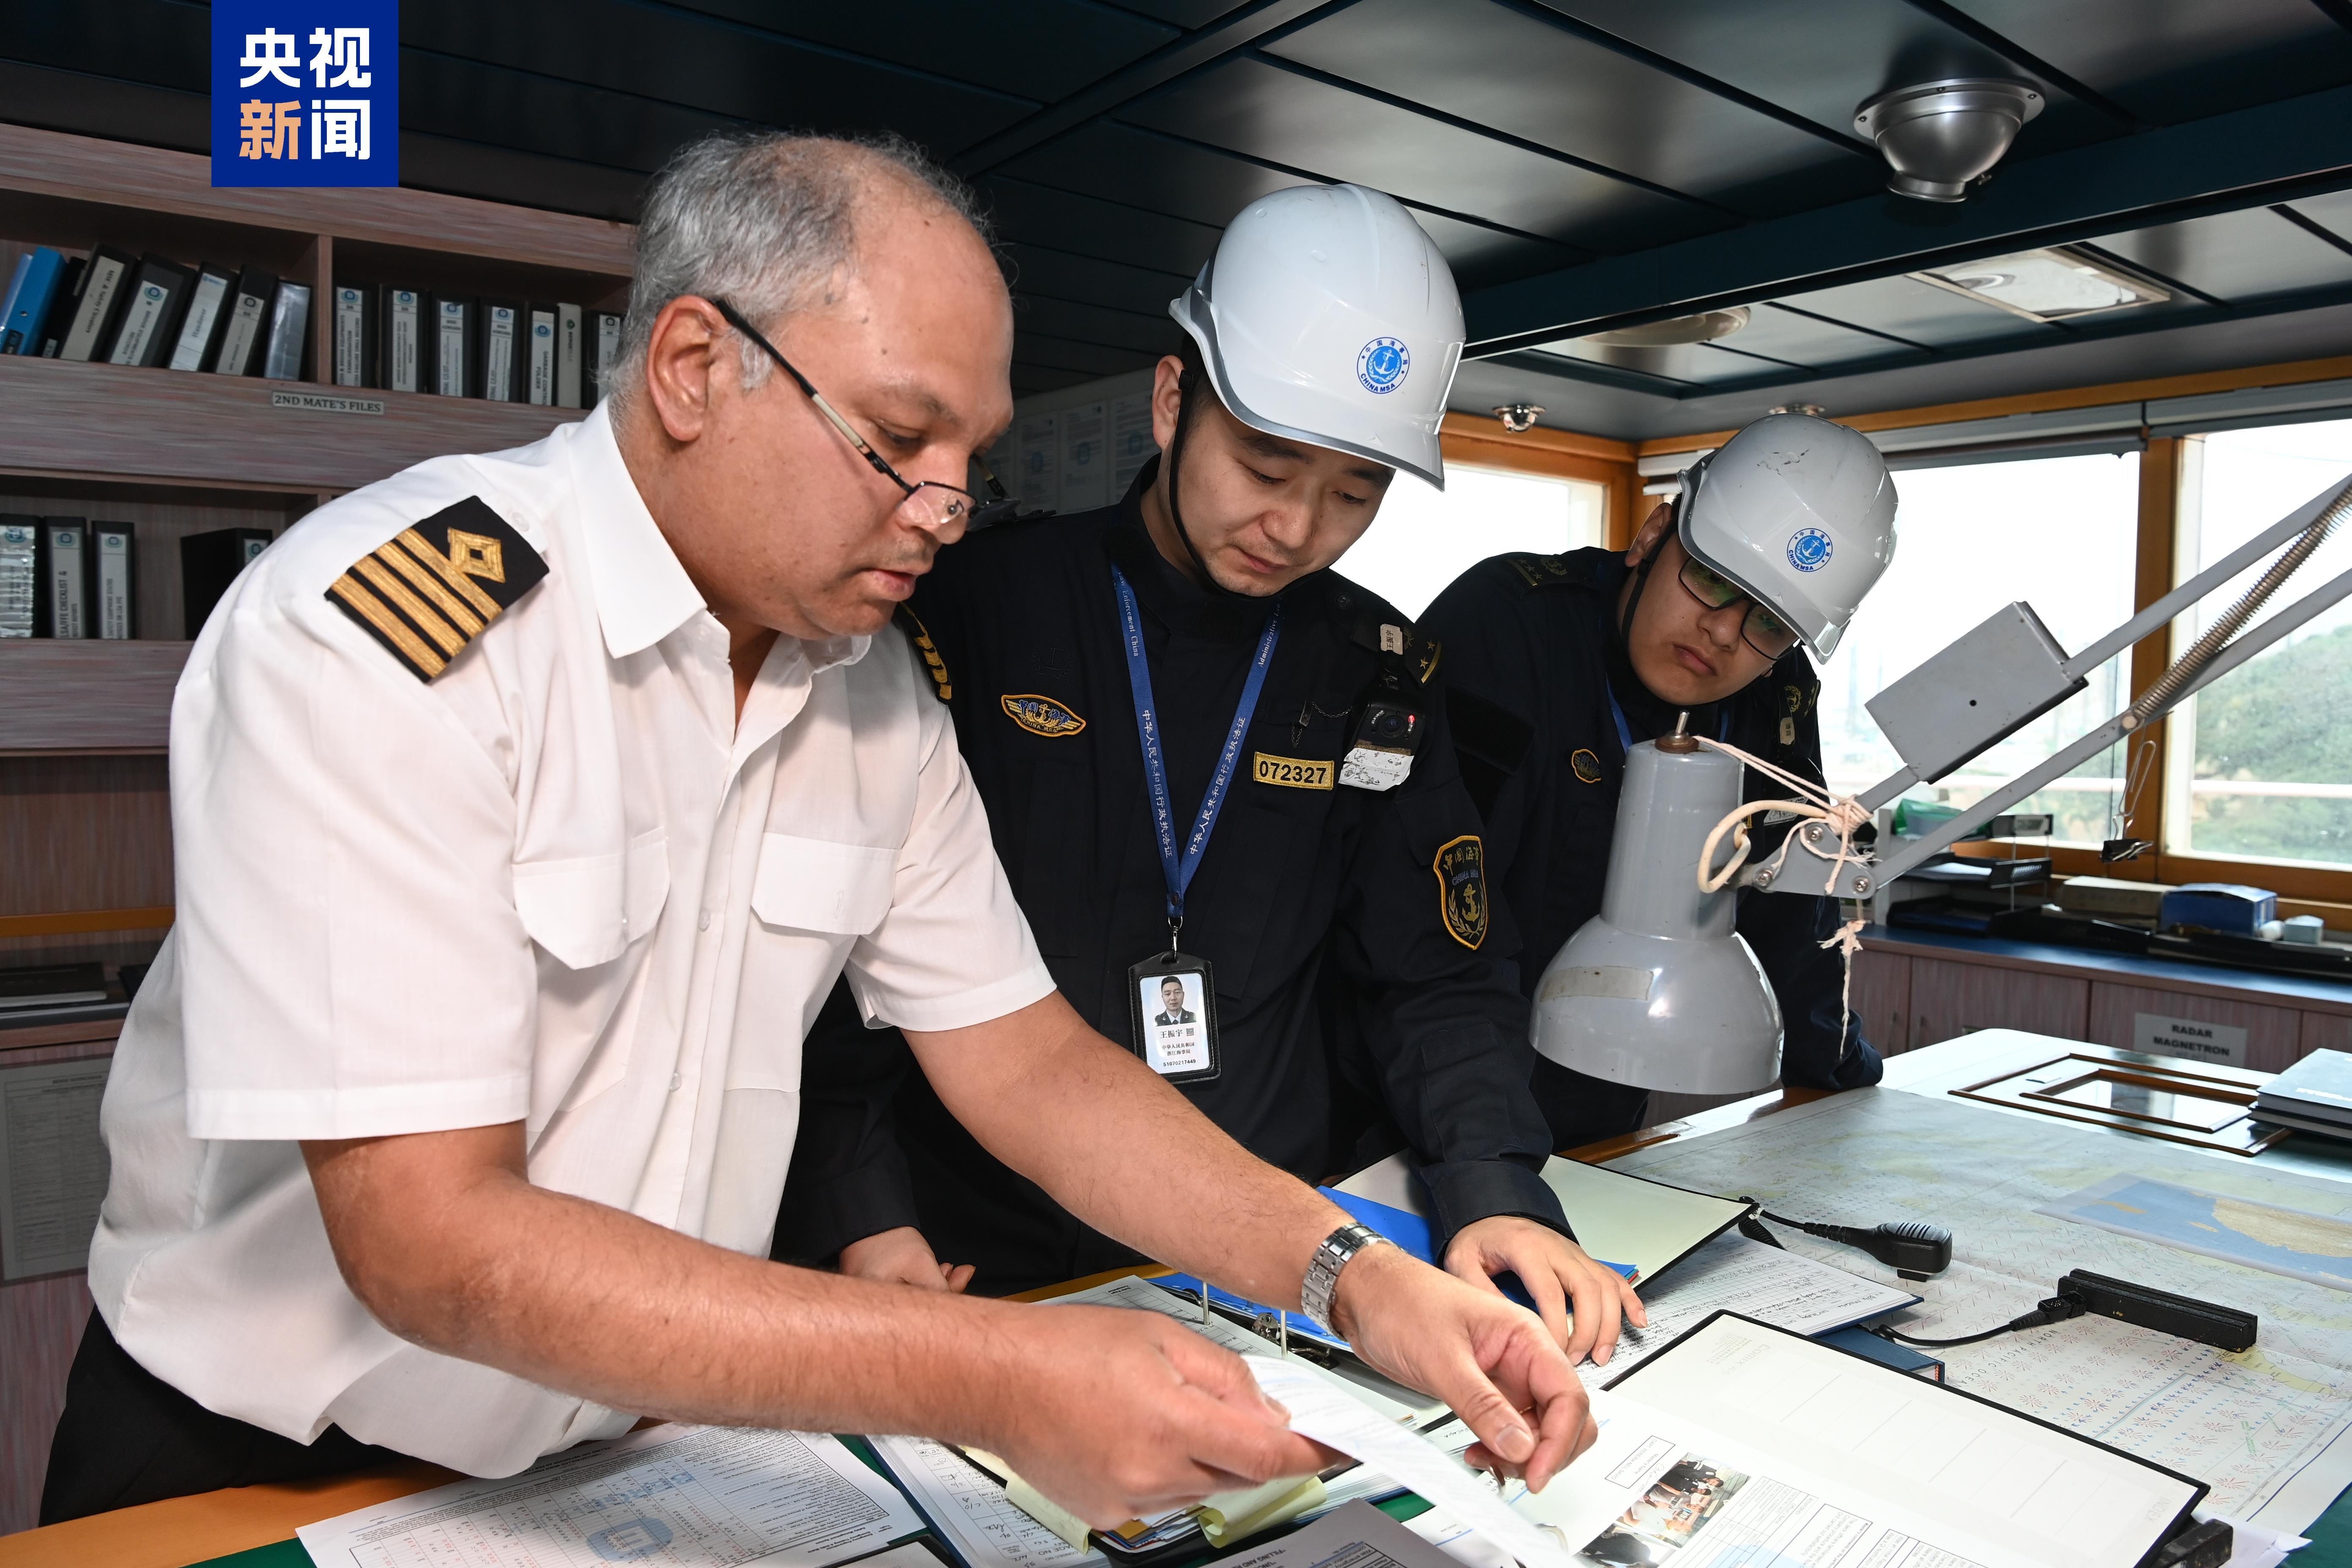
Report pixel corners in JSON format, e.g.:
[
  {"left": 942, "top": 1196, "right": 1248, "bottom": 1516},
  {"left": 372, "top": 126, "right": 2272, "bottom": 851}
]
[
  {"left": 326, "top": 496, "right": 548, "bottom": 682},
  {"left": 898, "top": 606, "right": 952, "bottom": 702}
]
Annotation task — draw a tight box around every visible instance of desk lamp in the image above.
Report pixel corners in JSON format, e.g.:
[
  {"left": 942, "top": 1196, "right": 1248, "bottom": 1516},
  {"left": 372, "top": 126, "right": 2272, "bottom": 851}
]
[{"left": 1532, "top": 721, "right": 1783, "bottom": 1094}]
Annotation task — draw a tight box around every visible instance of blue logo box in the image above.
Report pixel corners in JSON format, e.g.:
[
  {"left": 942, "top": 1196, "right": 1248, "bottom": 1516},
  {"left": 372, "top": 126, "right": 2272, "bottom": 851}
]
[{"left": 212, "top": 0, "right": 398, "bottom": 188}]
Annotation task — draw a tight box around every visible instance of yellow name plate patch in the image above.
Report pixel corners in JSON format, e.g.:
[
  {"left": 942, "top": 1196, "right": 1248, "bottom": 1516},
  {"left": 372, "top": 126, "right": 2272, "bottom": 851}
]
[{"left": 1253, "top": 752, "right": 1334, "bottom": 791}]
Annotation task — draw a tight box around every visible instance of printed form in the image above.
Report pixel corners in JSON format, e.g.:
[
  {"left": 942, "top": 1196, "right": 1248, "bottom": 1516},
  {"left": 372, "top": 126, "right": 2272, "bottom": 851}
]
[
  {"left": 1523, "top": 1316, "right": 2203, "bottom": 1568},
  {"left": 299, "top": 1425, "right": 922, "bottom": 1568}
]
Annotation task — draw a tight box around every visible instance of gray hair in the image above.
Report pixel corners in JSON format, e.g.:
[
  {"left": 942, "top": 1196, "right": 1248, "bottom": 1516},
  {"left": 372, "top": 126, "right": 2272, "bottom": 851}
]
[{"left": 607, "top": 129, "right": 991, "bottom": 408}]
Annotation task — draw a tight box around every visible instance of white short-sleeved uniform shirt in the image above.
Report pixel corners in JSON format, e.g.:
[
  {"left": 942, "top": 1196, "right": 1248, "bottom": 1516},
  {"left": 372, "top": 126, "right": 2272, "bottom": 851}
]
[{"left": 90, "top": 403, "right": 1054, "bottom": 1477}]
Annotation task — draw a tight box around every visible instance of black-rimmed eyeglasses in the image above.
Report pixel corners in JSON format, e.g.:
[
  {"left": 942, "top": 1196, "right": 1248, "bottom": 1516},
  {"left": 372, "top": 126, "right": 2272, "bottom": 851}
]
[{"left": 708, "top": 297, "right": 1011, "bottom": 531}]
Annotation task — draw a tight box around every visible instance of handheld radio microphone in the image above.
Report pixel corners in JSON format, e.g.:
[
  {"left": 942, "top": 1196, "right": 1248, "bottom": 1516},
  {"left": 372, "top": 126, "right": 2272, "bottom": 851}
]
[{"left": 1740, "top": 1200, "right": 1954, "bottom": 1279}]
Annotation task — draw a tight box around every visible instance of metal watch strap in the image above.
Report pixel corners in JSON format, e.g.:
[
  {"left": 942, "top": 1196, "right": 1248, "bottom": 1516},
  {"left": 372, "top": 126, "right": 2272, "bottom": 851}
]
[{"left": 1301, "top": 1222, "right": 1390, "bottom": 1337}]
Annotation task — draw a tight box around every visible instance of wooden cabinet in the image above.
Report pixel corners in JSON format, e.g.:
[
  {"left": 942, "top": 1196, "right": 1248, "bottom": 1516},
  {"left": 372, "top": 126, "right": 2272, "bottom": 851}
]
[
  {"left": 1848, "top": 948, "right": 1912, "bottom": 1056},
  {"left": 2086, "top": 981, "right": 2308, "bottom": 1073},
  {"left": 1907, "top": 955, "right": 2091, "bottom": 1049}
]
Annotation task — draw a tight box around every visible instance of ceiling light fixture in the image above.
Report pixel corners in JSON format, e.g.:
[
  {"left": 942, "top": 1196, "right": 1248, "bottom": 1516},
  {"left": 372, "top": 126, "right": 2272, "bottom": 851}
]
[
  {"left": 1585, "top": 307, "right": 1751, "bottom": 348},
  {"left": 1854, "top": 79, "right": 2043, "bottom": 202},
  {"left": 1914, "top": 247, "right": 2171, "bottom": 321},
  {"left": 1493, "top": 403, "right": 1545, "bottom": 433}
]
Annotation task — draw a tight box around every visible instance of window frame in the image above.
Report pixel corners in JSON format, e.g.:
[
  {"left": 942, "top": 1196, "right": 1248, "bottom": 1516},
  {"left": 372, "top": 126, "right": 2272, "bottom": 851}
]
[{"left": 1448, "top": 381, "right": 2352, "bottom": 918}]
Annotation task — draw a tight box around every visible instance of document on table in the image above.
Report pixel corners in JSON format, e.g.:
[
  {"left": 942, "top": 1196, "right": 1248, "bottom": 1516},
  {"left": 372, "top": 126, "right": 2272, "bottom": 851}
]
[
  {"left": 1583, "top": 1232, "right": 1919, "bottom": 1388},
  {"left": 871, "top": 1435, "right": 1107, "bottom": 1568},
  {"left": 299, "top": 1424, "right": 923, "bottom": 1568},
  {"left": 1245, "top": 1356, "right": 1577, "bottom": 1568},
  {"left": 1518, "top": 1314, "right": 2205, "bottom": 1568}
]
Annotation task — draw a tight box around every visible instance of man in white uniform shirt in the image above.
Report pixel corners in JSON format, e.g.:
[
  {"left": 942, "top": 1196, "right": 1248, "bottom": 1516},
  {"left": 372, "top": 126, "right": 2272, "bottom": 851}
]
[{"left": 48, "top": 132, "right": 1592, "bottom": 1526}]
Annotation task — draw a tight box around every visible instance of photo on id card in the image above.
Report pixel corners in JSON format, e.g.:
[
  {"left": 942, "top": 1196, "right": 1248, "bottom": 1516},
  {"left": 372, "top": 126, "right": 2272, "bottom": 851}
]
[{"left": 1127, "top": 953, "right": 1219, "bottom": 1085}]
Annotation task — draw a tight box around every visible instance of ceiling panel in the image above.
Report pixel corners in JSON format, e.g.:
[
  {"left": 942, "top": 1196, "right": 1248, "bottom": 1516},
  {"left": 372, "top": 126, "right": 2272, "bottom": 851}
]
[
  {"left": 1013, "top": 295, "right": 1190, "bottom": 358},
  {"left": 666, "top": 0, "right": 1177, "bottom": 102},
  {"left": 1111, "top": 0, "right": 1255, "bottom": 28},
  {"left": 5, "top": 0, "right": 203, "bottom": 91},
  {"left": 403, "top": 53, "right": 740, "bottom": 176},
  {"left": 1533, "top": 0, "right": 2118, "bottom": 155},
  {"left": 1770, "top": 274, "right": 2058, "bottom": 349},
  {"left": 1267, "top": 0, "right": 1874, "bottom": 219},
  {"left": 1707, "top": 302, "right": 1915, "bottom": 370},
  {"left": 404, "top": 0, "right": 1033, "bottom": 161},
  {"left": 1117, "top": 55, "right": 1727, "bottom": 252},
  {"left": 1002, "top": 244, "right": 1195, "bottom": 316},
  {"left": 1001, "top": 119, "right": 1307, "bottom": 230},
  {"left": 978, "top": 177, "right": 1225, "bottom": 275},
  {"left": 2088, "top": 208, "right": 2352, "bottom": 303},
  {"left": 1939, "top": 0, "right": 2352, "bottom": 125},
  {"left": 1528, "top": 337, "right": 1809, "bottom": 386},
  {"left": 2282, "top": 187, "right": 2352, "bottom": 248},
  {"left": 1010, "top": 333, "right": 1160, "bottom": 378},
  {"left": 1402, "top": 213, "right": 1587, "bottom": 290}
]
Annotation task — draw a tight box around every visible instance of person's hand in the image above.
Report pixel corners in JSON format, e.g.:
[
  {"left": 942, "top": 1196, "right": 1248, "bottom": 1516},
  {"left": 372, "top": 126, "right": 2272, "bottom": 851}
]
[
  {"left": 838, "top": 1227, "right": 975, "bottom": 1293},
  {"left": 1330, "top": 1244, "right": 1597, "bottom": 1491},
  {"left": 982, "top": 1304, "right": 1337, "bottom": 1528},
  {"left": 1444, "top": 1217, "right": 1647, "bottom": 1366},
  {"left": 1624, "top": 499, "right": 1673, "bottom": 567}
]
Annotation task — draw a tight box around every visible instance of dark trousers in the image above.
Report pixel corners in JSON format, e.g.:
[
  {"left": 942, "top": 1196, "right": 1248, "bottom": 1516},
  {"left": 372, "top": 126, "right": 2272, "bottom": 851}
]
[{"left": 41, "top": 1308, "right": 401, "bottom": 1524}]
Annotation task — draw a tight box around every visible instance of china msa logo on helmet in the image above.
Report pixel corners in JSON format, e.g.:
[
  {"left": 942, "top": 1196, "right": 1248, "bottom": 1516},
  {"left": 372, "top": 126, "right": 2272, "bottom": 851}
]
[
  {"left": 1786, "top": 527, "right": 1835, "bottom": 573},
  {"left": 1356, "top": 336, "right": 1410, "bottom": 395}
]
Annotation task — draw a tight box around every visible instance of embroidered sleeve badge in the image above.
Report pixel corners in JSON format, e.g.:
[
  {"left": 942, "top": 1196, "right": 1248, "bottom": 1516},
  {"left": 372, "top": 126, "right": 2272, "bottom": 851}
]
[
  {"left": 1433, "top": 833, "right": 1489, "bottom": 950},
  {"left": 1002, "top": 694, "right": 1086, "bottom": 737},
  {"left": 1571, "top": 747, "right": 1605, "bottom": 784},
  {"left": 325, "top": 496, "right": 547, "bottom": 682}
]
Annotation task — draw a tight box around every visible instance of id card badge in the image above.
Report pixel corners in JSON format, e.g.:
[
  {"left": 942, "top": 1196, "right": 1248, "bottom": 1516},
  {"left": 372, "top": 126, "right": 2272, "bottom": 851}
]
[{"left": 1127, "top": 952, "right": 1220, "bottom": 1085}]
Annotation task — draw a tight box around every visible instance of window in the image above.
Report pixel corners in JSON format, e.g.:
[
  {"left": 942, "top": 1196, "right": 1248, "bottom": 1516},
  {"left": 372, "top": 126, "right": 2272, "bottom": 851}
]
[
  {"left": 1339, "top": 463, "right": 1605, "bottom": 617},
  {"left": 1815, "top": 451, "right": 2143, "bottom": 843},
  {"left": 2163, "top": 419, "right": 2352, "bottom": 869}
]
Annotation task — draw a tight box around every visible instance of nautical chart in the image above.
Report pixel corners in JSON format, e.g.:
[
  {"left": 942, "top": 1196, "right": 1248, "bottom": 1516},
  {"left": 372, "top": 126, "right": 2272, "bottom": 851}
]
[{"left": 1605, "top": 1088, "right": 2352, "bottom": 1534}]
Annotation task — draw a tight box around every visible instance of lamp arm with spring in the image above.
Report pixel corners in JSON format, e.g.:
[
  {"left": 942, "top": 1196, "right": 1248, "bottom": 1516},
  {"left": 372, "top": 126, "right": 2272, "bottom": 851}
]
[{"left": 1744, "top": 473, "right": 2352, "bottom": 904}]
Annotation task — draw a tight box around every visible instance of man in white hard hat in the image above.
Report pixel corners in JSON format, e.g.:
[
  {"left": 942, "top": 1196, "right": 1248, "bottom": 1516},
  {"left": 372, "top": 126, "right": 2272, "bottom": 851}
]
[
  {"left": 1422, "top": 414, "right": 1900, "bottom": 1144},
  {"left": 781, "top": 183, "right": 1648, "bottom": 1364},
  {"left": 49, "top": 136, "right": 1592, "bottom": 1526}
]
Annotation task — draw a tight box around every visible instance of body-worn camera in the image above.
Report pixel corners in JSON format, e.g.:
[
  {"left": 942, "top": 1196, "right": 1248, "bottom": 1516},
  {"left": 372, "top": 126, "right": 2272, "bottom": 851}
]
[{"left": 1340, "top": 700, "right": 1424, "bottom": 791}]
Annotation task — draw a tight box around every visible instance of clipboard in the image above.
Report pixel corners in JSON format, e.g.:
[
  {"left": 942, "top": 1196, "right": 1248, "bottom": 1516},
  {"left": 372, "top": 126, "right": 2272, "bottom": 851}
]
[{"left": 1330, "top": 1152, "right": 1754, "bottom": 1287}]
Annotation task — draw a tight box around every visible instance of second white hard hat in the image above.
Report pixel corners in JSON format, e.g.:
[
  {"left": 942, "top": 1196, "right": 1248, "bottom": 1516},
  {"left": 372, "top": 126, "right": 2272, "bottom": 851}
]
[
  {"left": 1676, "top": 412, "right": 1899, "bottom": 659},
  {"left": 1171, "top": 183, "right": 1464, "bottom": 490}
]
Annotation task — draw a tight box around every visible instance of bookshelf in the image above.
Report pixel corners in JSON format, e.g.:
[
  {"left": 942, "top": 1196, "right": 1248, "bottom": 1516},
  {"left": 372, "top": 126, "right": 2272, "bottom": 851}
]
[{"left": 0, "top": 122, "right": 638, "bottom": 755}]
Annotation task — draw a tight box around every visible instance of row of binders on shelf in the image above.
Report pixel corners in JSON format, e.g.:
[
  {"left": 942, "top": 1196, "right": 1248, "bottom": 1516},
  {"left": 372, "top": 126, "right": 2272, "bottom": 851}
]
[
  {"left": 331, "top": 284, "right": 619, "bottom": 407},
  {"left": 2, "top": 245, "right": 310, "bottom": 378},
  {"left": 2, "top": 518, "right": 274, "bottom": 640}
]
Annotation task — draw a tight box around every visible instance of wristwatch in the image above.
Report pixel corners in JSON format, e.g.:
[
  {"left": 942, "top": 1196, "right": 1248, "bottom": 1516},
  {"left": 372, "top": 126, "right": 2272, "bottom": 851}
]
[{"left": 1301, "top": 1222, "right": 1392, "bottom": 1337}]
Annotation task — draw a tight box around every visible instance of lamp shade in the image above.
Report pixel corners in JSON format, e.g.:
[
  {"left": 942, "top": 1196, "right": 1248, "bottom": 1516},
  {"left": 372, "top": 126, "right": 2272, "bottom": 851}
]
[{"left": 1533, "top": 740, "right": 1783, "bottom": 1093}]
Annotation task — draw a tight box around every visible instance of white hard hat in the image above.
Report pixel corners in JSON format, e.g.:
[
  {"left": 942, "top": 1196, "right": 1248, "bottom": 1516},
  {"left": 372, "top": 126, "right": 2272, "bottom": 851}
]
[
  {"left": 1676, "top": 413, "right": 1898, "bottom": 659},
  {"left": 1171, "top": 184, "right": 1464, "bottom": 490}
]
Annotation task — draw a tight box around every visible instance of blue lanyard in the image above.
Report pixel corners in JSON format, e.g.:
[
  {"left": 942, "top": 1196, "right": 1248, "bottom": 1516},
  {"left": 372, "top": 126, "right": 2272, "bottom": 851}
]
[
  {"left": 1112, "top": 566, "right": 1282, "bottom": 936},
  {"left": 1602, "top": 677, "right": 1728, "bottom": 761}
]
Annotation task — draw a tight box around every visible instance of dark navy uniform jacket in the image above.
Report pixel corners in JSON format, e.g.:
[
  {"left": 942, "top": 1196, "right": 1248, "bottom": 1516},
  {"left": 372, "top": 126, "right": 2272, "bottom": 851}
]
[
  {"left": 776, "top": 466, "right": 1566, "bottom": 1294},
  {"left": 1418, "top": 548, "right": 1881, "bottom": 1149}
]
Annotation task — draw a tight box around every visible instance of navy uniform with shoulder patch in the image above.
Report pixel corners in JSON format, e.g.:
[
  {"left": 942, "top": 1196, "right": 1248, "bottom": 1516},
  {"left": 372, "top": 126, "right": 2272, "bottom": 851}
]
[
  {"left": 1421, "top": 548, "right": 1881, "bottom": 1149},
  {"left": 777, "top": 460, "right": 1564, "bottom": 1293}
]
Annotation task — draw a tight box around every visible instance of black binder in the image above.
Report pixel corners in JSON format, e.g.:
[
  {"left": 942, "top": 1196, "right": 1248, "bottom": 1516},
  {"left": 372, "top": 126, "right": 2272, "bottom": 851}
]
[
  {"left": 585, "top": 310, "right": 623, "bottom": 406},
  {"left": 58, "top": 245, "right": 135, "bottom": 363},
  {"left": 167, "top": 261, "right": 238, "bottom": 373},
  {"left": 35, "top": 517, "right": 91, "bottom": 638},
  {"left": 180, "top": 527, "right": 275, "bottom": 638},
  {"left": 478, "top": 300, "right": 522, "bottom": 402},
  {"left": 260, "top": 280, "right": 311, "bottom": 381},
  {"left": 210, "top": 264, "right": 278, "bottom": 377},
  {"left": 104, "top": 255, "right": 196, "bottom": 368},
  {"left": 332, "top": 280, "right": 378, "bottom": 387},
  {"left": 381, "top": 286, "right": 424, "bottom": 393},
  {"left": 91, "top": 522, "right": 136, "bottom": 639},
  {"left": 431, "top": 294, "right": 476, "bottom": 397}
]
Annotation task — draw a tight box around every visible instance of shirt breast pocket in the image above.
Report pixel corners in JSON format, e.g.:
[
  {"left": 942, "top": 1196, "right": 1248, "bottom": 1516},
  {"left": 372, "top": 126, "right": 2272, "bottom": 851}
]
[
  {"left": 513, "top": 828, "right": 671, "bottom": 970},
  {"left": 751, "top": 833, "right": 895, "bottom": 937}
]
